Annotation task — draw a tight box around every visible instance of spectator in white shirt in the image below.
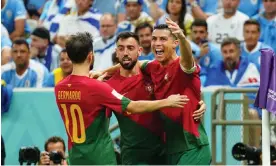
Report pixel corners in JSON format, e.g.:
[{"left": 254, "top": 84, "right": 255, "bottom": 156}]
[
  {"left": 207, "top": 0, "right": 249, "bottom": 47},
  {"left": 93, "top": 13, "right": 117, "bottom": 70},
  {"left": 57, "top": 0, "right": 102, "bottom": 48}
]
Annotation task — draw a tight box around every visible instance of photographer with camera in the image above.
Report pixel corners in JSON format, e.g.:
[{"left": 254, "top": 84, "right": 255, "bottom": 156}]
[{"left": 39, "top": 136, "right": 67, "bottom": 165}]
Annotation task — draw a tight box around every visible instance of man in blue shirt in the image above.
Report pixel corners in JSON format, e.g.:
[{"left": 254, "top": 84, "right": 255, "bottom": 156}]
[
  {"left": 135, "top": 22, "right": 155, "bottom": 60},
  {"left": 253, "top": 0, "right": 276, "bottom": 51},
  {"left": 190, "top": 19, "right": 222, "bottom": 85},
  {"left": 241, "top": 19, "right": 272, "bottom": 72},
  {"left": 1, "top": 0, "right": 30, "bottom": 40},
  {"left": 1, "top": 39, "right": 49, "bottom": 88},
  {"left": 205, "top": 37, "right": 262, "bottom": 147}
]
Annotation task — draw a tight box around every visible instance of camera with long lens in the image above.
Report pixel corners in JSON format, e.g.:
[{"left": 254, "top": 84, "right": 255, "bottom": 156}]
[
  {"left": 49, "top": 151, "right": 64, "bottom": 164},
  {"left": 19, "top": 146, "right": 40, "bottom": 165},
  {"left": 232, "top": 142, "right": 276, "bottom": 165}
]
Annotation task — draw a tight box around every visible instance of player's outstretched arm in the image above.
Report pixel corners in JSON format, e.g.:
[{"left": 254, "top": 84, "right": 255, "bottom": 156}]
[
  {"left": 89, "top": 64, "right": 121, "bottom": 79},
  {"left": 165, "top": 17, "right": 194, "bottom": 72},
  {"left": 126, "top": 94, "right": 189, "bottom": 113},
  {"left": 90, "top": 60, "right": 150, "bottom": 79}
]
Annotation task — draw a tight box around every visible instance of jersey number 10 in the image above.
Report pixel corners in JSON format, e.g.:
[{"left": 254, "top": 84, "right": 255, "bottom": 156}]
[{"left": 60, "top": 104, "right": 86, "bottom": 143}]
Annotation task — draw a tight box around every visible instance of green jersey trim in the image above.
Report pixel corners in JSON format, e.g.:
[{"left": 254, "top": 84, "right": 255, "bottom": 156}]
[{"left": 122, "top": 96, "right": 131, "bottom": 112}]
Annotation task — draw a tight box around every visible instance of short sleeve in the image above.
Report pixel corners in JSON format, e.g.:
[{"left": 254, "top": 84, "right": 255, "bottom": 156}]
[
  {"left": 15, "top": 0, "right": 27, "bottom": 20},
  {"left": 96, "top": 82, "right": 131, "bottom": 113}
]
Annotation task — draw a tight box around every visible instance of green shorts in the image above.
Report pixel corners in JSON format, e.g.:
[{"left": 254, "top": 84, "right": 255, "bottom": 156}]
[{"left": 167, "top": 145, "right": 211, "bottom": 165}]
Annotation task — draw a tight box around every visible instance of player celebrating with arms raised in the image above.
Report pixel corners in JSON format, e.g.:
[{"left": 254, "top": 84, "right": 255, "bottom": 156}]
[
  {"left": 140, "top": 18, "right": 211, "bottom": 165},
  {"left": 54, "top": 32, "right": 189, "bottom": 165}
]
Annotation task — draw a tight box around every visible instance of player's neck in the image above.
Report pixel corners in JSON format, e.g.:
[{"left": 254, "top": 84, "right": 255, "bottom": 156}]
[
  {"left": 71, "top": 64, "right": 90, "bottom": 77},
  {"left": 119, "top": 64, "right": 140, "bottom": 77},
  {"left": 160, "top": 53, "right": 178, "bottom": 67}
]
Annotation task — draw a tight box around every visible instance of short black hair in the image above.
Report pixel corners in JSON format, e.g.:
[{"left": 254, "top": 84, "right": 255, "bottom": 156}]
[
  {"left": 153, "top": 24, "right": 177, "bottom": 39},
  {"left": 12, "top": 39, "right": 30, "bottom": 51},
  {"left": 244, "top": 19, "right": 260, "bottom": 32},
  {"left": 44, "top": 136, "right": 66, "bottom": 152},
  {"left": 221, "top": 37, "right": 241, "bottom": 49},
  {"left": 116, "top": 32, "right": 140, "bottom": 45},
  {"left": 65, "top": 32, "right": 93, "bottom": 64},
  {"left": 191, "top": 19, "right": 208, "bottom": 31},
  {"left": 134, "top": 22, "right": 153, "bottom": 34}
]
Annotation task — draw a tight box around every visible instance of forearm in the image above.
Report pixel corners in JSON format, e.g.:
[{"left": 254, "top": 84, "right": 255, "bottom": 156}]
[
  {"left": 9, "top": 30, "right": 24, "bottom": 40},
  {"left": 191, "top": 7, "right": 209, "bottom": 20},
  {"left": 127, "top": 99, "right": 169, "bottom": 113},
  {"left": 102, "top": 64, "right": 121, "bottom": 74},
  {"left": 148, "top": 1, "right": 164, "bottom": 21},
  {"left": 179, "top": 36, "right": 194, "bottom": 69}
]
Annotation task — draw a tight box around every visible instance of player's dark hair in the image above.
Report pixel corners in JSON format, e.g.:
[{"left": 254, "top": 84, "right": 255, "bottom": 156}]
[
  {"left": 244, "top": 19, "right": 260, "bottom": 32},
  {"left": 191, "top": 19, "right": 208, "bottom": 31},
  {"left": 116, "top": 32, "right": 140, "bottom": 45},
  {"left": 44, "top": 136, "right": 66, "bottom": 152},
  {"left": 12, "top": 39, "right": 30, "bottom": 51},
  {"left": 166, "top": 0, "right": 187, "bottom": 35},
  {"left": 134, "top": 22, "right": 153, "bottom": 34},
  {"left": 65, "top": 32, "right": 93, "bottom": 64},
  {"left": 153, "top": 24, "right": 177, "bottom": 39},
  {"left": 221, "top": 37, "right": 241, "bottom": 49}
]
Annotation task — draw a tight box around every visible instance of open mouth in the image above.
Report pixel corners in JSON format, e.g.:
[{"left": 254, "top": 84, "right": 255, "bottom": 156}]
[{"left": 155, "top": 49, "right": 164, "bottom": 56}]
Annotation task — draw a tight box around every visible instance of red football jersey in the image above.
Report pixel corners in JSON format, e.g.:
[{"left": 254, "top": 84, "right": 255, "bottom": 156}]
[
  {"left": 106, "top": 70, "right": 165, "bottom": 164},
  {"left": 54, "top": 75, "right": 130, "bottom": 164},
  {"left": 143, "top": 58, "right": 209, "bottom": 153}
]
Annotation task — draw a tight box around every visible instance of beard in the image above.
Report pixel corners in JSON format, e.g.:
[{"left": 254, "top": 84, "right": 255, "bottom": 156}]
[
  {"left": 119, "top": 56, "right": 137, "bottom": 70},
  {"left": 224, "top": 59, "right": 237, "bottom": 70},
  {"left": 224, "top": 8, "right": 236, "bottom": 15}
]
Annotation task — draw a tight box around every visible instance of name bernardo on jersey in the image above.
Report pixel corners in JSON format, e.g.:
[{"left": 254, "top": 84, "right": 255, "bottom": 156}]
[{"left": 58, "top": 90, "right": 81, "bottom": 100}]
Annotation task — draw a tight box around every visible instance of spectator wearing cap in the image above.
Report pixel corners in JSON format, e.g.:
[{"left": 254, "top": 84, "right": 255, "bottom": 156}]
[
  {"left": 30, "top": 27, "right": 61, "bottom": 72},
  {"left": 56, "top": 0, "right": 102, "bottom": 48},
  {"left": 1, "top": 39, "right": 49, "bottom": 88},
  {"left": 43, "top": 49, "right": 72, "bottom": 87},
  {"left": 1, "top": 0, "right": 31, "bottom": 41},
  {"left": 116, "top": 0, "right": 154, "bottom": 34}
]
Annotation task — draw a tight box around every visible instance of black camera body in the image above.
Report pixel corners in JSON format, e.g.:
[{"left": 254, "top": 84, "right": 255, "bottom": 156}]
[
  {"left": 49, "top": 151, "right": 64, "bottom": 164},
  {"left": 232, "top": 142, "right": 276, "bottom": 165},
  {"left": 19, "top": 146, "right": 40, "bottom": 165}
]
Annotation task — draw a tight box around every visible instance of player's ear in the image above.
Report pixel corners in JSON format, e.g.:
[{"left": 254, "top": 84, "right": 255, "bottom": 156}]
[
  {"left": 87, "top": 51, "right": 94, "bottom": 64},
  {"left": 138, "top": 46, "right": 143, "bottom": 57},
  {"left": 173, "top": 39, "right": 179, "bottom": 49}
]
